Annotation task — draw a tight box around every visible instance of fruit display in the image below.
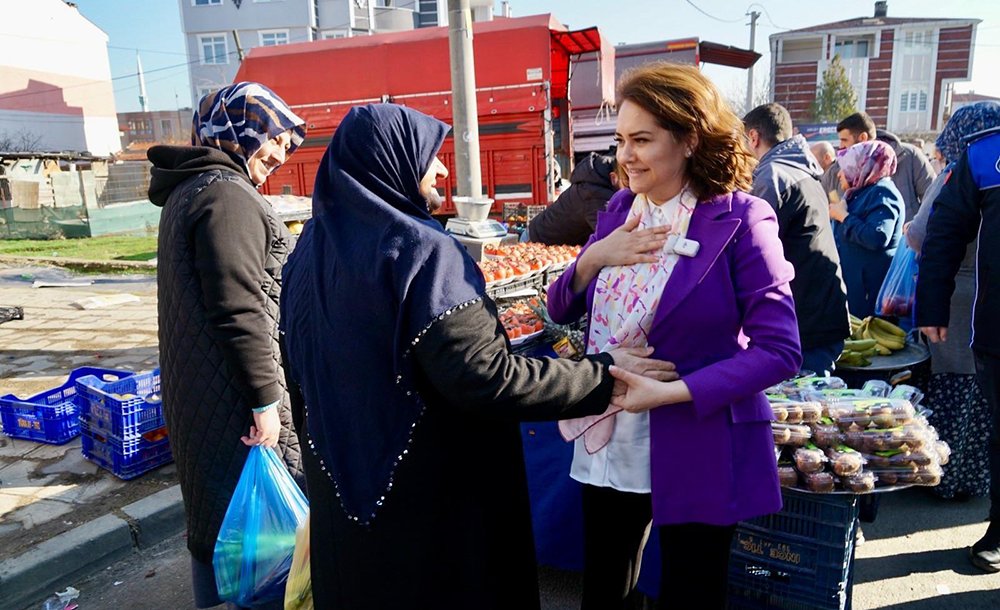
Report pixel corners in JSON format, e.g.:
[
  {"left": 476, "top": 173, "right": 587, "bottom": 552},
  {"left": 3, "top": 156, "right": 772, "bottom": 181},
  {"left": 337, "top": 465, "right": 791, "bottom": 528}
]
[
  {"left": 836, "top": 315, "right": 908, "bottom": 367},
  {"left": 770, "top": 374, "right": 948, "bottom": 493},
  {"left": 498, "top": 300, "right": 545, "bottom": 343},
  {"left": 478, "top": 243, "right": 581, "bottom": 285}
]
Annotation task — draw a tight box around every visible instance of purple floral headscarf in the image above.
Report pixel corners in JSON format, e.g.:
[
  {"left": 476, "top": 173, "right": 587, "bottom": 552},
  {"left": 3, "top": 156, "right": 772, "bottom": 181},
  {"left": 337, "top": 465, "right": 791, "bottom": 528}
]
[{"left": 836, "top": 140, "right": 897, "bottom": 201}]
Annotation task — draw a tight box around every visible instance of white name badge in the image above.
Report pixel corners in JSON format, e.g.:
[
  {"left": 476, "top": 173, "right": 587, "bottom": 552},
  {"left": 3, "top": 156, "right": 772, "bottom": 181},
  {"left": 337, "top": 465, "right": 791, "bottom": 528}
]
[{"left": 665, "top": 235, "right": 700, "bottom": 257}]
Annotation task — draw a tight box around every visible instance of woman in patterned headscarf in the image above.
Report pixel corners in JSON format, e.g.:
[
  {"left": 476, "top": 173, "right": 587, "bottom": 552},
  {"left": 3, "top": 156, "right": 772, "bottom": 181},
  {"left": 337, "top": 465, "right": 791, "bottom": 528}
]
[
  {"left": 147, "top": 82, "right": 305, "bottom": 609},
  {"left": 829, "top": 139, "right": 905, "bottom": 317},
  {"left": 907, "top": 101, "right": 1000, "bottom": 500}
]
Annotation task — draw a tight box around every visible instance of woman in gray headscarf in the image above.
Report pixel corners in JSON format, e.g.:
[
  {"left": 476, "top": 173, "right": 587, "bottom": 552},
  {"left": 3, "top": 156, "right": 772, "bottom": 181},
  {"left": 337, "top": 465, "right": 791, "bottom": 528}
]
[{"left": 908, "top": 101, "right": 1000, "bottom": 499}]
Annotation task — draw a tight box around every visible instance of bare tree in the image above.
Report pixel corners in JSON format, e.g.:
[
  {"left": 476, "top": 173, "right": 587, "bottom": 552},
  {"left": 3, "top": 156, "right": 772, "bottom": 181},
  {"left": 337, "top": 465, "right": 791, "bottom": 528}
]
[
  {"left": 0, "top": 129, "right": 44, "bottom": 152},
  {"left": 725, "top": 75, "right": 772, "bottom": 117}
]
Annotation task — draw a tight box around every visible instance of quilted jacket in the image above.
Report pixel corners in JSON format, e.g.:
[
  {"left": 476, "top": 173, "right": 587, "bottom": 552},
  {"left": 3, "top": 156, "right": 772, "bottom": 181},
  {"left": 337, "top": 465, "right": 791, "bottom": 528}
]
[{"left": 148, "top": 145, "right": 303, "bottom": 563}]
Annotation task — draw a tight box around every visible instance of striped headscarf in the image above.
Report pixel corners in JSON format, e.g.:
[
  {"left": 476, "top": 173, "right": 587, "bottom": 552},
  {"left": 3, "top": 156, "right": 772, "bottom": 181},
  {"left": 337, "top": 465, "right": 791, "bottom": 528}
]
[
  {"left": 935, "top": 101, "right": 1000, "bottom": 164},
  {"left": 836, "top": 139, "right": 897, "bottom": 201},
  {"left": 192, "top": 81, "right": 306, "bottom": 174}
]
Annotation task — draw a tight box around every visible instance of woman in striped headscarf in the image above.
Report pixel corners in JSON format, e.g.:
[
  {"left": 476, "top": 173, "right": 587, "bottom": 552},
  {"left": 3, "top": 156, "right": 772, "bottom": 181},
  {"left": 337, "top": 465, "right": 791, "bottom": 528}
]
[
  {"left": 828, "top": 139, "right": 905, "bottom": 317},
  {"left": 147, "top": 82, "right": 305, "bottom": 609}
]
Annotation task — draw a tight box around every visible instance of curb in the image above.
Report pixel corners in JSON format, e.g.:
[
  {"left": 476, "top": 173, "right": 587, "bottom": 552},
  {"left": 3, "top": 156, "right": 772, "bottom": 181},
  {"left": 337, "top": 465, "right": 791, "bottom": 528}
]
[
  {"left": 0, "top": 255, "right": 157, "bottom": 273},
  {"left": 0, "top": 485, "right": 184, "bottom": 610}
]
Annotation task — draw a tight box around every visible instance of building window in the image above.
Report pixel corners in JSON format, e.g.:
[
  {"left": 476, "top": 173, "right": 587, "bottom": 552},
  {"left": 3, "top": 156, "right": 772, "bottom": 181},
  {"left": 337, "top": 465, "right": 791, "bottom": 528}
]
[
  {"left": 834, "top": 38, "right": 871, "bottom": 59},
  {"left": 322, "top": 30, "right": 348, "bottom": 39},
  {"left": 192, "top": 0, "right": 222, "bottom": 5},
  {"left": 899, "top": 90, "right": 928, "bottom": 112},
  {"left": 779, "top": 38, "right": 822, "bottom": 63},
  {"left": 197, "top": 87, "right": 217, "bottom": 102},
  {"left": 199, "top": 34, "right": 229, "bottom": 64},
  {"left": 259, "top": 30, "right": 289, "bottom": 46}
]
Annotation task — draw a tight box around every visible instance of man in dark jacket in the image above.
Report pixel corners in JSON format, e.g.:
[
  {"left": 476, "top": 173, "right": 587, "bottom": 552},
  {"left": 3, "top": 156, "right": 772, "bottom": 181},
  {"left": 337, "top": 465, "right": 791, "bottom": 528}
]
[
  {"left": 745, "top": 103, "right": 851, "bottom": 374},
  {"left": 527, "top": 151, "right": 617, "bottom": 245},
  {"left": 917, "top": 127, "right": 1000, "bottom": 573},
  {"left": 877, "top": 128, "right": 936, "bottom": 222}
]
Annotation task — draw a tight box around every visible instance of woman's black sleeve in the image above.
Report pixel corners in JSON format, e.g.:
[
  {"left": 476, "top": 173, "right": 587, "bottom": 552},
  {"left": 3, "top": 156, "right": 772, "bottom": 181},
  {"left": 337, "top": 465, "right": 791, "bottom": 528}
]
[{"left": 411, "top": 298, "right": 614, "bottom": 422}]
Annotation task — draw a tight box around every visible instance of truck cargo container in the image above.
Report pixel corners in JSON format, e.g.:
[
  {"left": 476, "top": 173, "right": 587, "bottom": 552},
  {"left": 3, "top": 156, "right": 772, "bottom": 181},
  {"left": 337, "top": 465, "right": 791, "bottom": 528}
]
[{"left": 234, "top": 13, "right": 613, "bottom": 215}]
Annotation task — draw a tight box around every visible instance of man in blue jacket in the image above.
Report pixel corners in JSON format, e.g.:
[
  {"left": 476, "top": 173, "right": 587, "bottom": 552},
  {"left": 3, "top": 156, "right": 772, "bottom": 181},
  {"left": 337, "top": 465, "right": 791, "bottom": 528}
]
[
  {"left": 744, "top": 103, "right": 851, "bottom": 375},
  {"left": 917, "top": 127, "right": 1000, "bottom": 573}
]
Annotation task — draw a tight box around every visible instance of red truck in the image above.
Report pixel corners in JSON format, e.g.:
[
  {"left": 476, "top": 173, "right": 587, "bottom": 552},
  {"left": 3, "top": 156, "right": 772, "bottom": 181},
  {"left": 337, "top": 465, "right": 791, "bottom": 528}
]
[{"left": 235, "top": 13, "right": 613, "bottom": 215}]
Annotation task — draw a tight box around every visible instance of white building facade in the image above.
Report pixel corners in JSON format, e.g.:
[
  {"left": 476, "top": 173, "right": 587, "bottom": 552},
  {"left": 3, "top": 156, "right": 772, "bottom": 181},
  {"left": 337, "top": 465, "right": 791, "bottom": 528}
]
[
  {"left": 0, "top": 0, "right": 120, "bottom": 155},
  {"left": 181, "top": 0, "right": 495, "bottom": 106}
]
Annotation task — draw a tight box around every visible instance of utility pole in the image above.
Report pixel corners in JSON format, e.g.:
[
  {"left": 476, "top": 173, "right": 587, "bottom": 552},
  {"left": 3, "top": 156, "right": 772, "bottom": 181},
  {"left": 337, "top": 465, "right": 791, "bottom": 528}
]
[
  {"left": 232, "top": 29, "right": 245, "bottom": 63},
  {"left": 446, "top": 0, "right": 482, "bottom": 199},
  {"left": 745, "top": 10, "right": 760, "bottom": 114}
]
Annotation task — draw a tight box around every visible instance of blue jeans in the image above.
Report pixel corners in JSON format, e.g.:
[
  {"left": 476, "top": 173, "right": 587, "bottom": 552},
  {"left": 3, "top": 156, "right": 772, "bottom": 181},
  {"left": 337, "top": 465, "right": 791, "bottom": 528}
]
[{"left": 801, "top": 340, "right": 845, "bottom": 377}]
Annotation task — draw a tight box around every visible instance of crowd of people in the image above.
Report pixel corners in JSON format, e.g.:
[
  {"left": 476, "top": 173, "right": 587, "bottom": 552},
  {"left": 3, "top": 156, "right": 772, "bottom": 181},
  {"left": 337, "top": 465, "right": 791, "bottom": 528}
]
[{"left": 146, "top": 62, "right": 1000, "bottom": 609}]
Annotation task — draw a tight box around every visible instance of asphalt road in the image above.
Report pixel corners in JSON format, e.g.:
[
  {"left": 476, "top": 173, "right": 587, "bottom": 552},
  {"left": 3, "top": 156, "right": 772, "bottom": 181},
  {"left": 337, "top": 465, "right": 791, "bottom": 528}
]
[{"left": 22, "top": 487, "right": 1000, "bottom": 610}]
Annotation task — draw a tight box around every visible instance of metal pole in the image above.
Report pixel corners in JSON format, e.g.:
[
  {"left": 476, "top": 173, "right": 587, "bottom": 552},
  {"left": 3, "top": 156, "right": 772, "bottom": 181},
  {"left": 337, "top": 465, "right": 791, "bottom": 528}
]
[
  {"left": 745, "top": 11, "right": 760, "bottom": 113},
  {"left": 232, "top": 29, "right": 245, "bottom": 63},
  {"left": 447, "top": 0, "right": 482, "bottom": 199}
]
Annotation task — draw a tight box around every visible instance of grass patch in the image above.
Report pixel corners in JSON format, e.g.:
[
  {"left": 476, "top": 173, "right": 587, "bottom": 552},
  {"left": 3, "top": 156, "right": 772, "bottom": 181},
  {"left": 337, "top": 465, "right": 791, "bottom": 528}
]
[{"left": 0, "top": 236, "right": 158, "bottom": 262}]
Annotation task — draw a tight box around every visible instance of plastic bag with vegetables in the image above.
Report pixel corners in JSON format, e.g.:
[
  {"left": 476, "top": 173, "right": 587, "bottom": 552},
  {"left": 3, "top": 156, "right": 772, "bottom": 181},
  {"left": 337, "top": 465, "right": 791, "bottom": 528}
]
[{"left": 213, "top": 445, "right": 309, "bottom": 607}]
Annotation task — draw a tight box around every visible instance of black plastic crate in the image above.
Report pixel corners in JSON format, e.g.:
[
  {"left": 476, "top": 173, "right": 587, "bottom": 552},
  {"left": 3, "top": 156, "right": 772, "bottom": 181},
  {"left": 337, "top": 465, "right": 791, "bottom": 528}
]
[{"left": 727, "top": 490, "right": 859, "bottom": 610}]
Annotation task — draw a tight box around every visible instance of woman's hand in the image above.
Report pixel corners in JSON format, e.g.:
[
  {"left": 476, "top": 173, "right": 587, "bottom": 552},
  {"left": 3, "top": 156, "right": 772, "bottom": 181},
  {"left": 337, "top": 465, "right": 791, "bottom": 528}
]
[
  {"left": 608, "top": 365, "right": 691, "bottom": 413},
  {"left": 572, "top": 214, "right": 670, "bottom": 292},
  {"left": 829, "top": 199, "right": 848, "bottom": 223},
  {"left": 606, "top": 346, "right": 679, "bottom": 381},
  {"left": 242, "top": 407, "right": 281, "bottom": 448},
  {"left": 591, "top": 214, "right": 671, "bottom": 267}
]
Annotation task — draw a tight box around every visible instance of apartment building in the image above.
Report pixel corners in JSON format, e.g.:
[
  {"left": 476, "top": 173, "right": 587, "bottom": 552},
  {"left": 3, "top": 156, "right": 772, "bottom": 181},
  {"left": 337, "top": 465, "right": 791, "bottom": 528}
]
[
  {"left": 180, "top": 0, "right": 495, "bottom": 105},
  {"left": 769, "top": 1, "right": 979, "bottom": 132}
]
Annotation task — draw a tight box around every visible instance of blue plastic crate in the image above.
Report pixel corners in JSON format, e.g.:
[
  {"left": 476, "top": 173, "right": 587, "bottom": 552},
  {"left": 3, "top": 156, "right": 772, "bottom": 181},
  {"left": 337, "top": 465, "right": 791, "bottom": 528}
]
[
  {"left": 75, "top": 369, "right": 163, "bottom": 439},
  {"left": 80, "top": 423, "right": 172, "bottom": 480},
  {"left": 727, "top": 490, "right": 859, "bottom": 610},
  {"left": 0, "top": 367, "right": 134, "bottom": 444}
]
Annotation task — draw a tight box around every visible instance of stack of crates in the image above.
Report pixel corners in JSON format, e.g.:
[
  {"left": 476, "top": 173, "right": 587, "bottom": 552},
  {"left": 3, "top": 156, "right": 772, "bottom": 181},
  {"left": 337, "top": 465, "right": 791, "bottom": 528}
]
[
  {"left": 0, "top": 367, "right": 134, "bottom": 444},
  {"left": 75, "top": 369, "right": 173, "bottom": 480},
  {"left": 728, "top": 489, "right": 860, "bottom": 610}
]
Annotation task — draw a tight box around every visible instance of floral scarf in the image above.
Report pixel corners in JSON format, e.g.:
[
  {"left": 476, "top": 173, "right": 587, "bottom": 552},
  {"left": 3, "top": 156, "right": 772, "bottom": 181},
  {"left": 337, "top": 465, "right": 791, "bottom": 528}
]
[
  {"left": 836, "top": 140, "right": 897, "bottom": 201},
  {"left": 559, "top": 188, "right": 697, "bottom": 454},
  {"left": 936, "top": 101, "right": 1000, "bottom": 163}
]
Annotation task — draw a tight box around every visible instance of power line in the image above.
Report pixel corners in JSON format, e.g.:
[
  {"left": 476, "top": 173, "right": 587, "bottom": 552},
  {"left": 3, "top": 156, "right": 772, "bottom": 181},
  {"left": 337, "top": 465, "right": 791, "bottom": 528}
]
[
  {"left": 685, "top": 0, "right": 744, "bottom": 24},
  {"left": 747, "top": 3, "right": 789, "bottom": 31},
  {"left": 0, "top": 52, "right": 237, "bottom": 104}
]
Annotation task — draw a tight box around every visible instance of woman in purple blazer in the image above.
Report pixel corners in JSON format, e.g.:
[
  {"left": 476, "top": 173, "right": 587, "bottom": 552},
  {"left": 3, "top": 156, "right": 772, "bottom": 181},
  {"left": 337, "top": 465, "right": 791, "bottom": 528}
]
[{"left": 547, "top": 63, "right": 802, "bottom": 609}]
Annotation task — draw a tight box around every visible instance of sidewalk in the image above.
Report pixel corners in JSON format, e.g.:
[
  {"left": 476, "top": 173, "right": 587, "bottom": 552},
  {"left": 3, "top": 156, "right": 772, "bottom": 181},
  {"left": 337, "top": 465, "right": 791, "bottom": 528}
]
[
  {"left": 0, "top": 266, "right": 183, "bottom": 610},
  {"left": 1, "top": 262, "right": 999, "bottom": 609}
]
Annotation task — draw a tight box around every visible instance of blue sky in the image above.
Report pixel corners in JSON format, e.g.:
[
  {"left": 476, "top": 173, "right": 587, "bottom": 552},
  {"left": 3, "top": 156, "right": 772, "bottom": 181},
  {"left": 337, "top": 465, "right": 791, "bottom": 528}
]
[{"left": 74, "top": 0, "right": 1000, "bottom": 114}]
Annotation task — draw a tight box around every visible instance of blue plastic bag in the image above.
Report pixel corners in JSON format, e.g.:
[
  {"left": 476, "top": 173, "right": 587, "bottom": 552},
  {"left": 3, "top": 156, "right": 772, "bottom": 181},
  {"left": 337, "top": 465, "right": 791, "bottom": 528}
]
[
  {"left": 213, "top": 445, "right": 308, "bottom": 607},
  {"left": 876, "top": 241, "right": 918, "bottom": 320}
]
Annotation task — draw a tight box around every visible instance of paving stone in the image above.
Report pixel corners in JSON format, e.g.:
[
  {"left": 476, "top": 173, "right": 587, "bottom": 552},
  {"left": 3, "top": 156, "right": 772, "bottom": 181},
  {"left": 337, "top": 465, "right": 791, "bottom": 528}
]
[
  {"left": 27, "top": 439, "right": 80, "bottom": 461},
  {"left": 0, "top": 437, "right": 42, "bottom": 459},
  {"left": 0, "top": 491, "right": 24, "bottom": 516},
  {"left": 7, "top": 498, "right": 75, "bottom": 529},
  {"left": 54, "top": 477, "right": 122, "bottom": 505},
  {"left": 39, "top": 445, "right": 98, "bottom": 476},
  {"left": 0, "top": 459, "right": 58, "bottom": 494}
]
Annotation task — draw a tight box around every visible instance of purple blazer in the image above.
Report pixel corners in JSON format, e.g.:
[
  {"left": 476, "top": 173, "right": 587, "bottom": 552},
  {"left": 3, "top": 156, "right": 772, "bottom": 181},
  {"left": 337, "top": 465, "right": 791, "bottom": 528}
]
[{"left": 548, "top": 188, "right": 802, "bottom": 526}]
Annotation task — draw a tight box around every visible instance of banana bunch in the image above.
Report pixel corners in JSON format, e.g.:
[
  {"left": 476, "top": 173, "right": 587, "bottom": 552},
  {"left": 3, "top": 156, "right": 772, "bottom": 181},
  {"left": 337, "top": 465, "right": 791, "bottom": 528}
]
[{"left": 837, "top": 315, "right": 908, "bottom": 366}]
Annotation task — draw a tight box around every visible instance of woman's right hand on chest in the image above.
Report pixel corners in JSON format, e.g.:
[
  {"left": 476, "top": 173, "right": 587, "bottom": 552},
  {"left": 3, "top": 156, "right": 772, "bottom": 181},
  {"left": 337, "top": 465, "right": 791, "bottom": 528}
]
[{"left": 571, "top": 214, "right": 670, "bottom": 292}]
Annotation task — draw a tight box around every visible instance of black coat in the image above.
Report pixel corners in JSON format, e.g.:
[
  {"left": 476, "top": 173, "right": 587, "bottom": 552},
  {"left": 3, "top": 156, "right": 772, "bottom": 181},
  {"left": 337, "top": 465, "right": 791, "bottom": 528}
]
[
  {"left": 916, "top": 131, "right": 1000, "bottom": 358},
  {"left": 293, "top": 298, "right": 613, "bottom": 609},
  {"left": 149, "top": 145, "right": 302, "bottom": 563},
  {"left": 750, "top": 136, "right": 851, "bottom": 349},
  {"left": 528, "top": 153, "right": 616, "bottom": 246}
]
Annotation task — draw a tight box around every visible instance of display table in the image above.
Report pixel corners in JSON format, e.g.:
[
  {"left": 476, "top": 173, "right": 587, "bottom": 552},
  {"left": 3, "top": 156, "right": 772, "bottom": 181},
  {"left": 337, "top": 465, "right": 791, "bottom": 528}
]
[{"left": 835, "top": 341, "right": 930, "bottom": 389}]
